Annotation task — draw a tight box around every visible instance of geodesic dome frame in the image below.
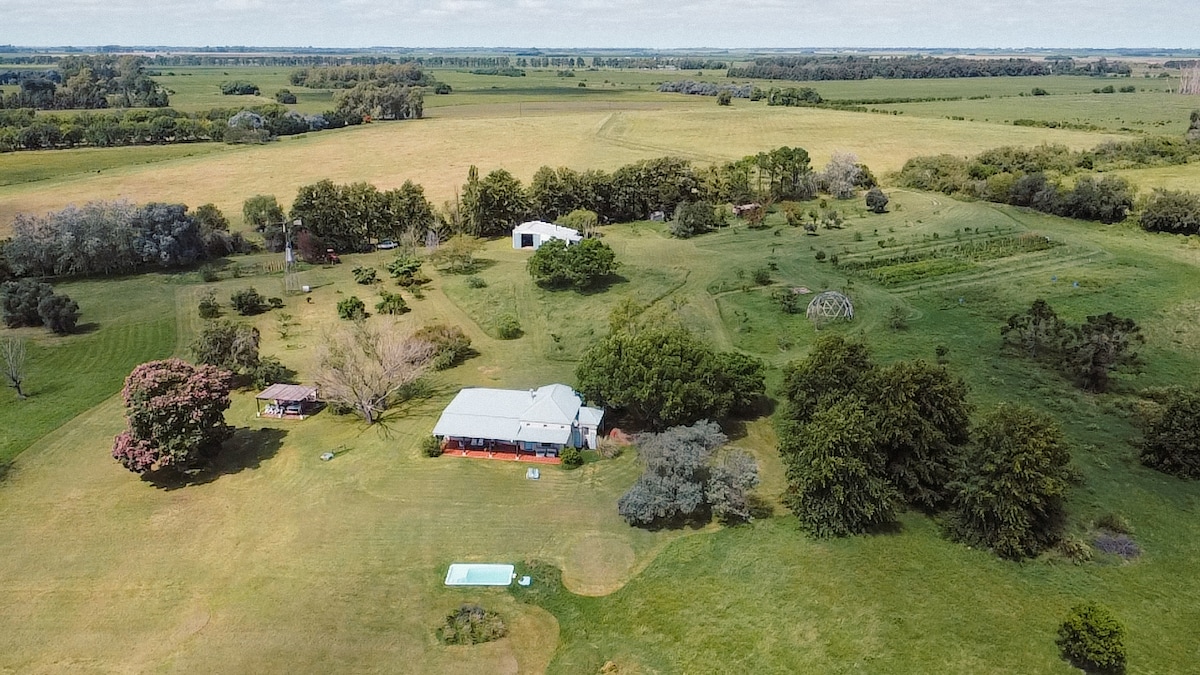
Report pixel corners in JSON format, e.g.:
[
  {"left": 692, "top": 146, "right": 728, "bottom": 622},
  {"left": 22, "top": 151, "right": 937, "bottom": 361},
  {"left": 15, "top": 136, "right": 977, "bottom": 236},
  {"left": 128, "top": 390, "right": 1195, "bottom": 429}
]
[{"left": 806, "top": 290, "right": 854, "bottom": 323}]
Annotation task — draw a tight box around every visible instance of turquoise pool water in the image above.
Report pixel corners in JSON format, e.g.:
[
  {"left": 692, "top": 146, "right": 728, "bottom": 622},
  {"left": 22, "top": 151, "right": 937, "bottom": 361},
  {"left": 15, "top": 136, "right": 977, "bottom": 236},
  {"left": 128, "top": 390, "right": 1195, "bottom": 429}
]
[{"left": 444, "top": 563, "right": 515, "bottom": 586}]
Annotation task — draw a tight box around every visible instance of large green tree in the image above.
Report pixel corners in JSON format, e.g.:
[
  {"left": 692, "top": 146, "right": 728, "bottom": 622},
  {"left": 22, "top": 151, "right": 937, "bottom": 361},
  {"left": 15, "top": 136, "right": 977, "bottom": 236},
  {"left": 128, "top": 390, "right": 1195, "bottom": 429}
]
[
  {"left": 782, "top": 398, "right": 899, "bottom": 537},
  {"left": 949, "top": 403, "right": 1071, "bottom": 559},
  {"left": 872, "top": 360, "right": 972, "bottom": 511},
  {"left": 1066, "top": 312, "right": 1143, "bottom": 393},
  {"left": 576, "top": 326, "right": 765, "bottom": 430},
  {"left": 527, "top": 238, "right": 618, "bottom": 290},
  {"left": 461, "top": 167, "right": 530, "bottom": 237}
]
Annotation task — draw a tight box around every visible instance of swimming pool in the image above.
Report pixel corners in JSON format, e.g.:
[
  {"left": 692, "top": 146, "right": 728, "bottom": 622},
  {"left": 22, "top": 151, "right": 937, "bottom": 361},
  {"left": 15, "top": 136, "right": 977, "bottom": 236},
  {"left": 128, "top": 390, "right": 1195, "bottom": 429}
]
[{"left": 444, "top": 563, "right": 516, "bottom": 586}]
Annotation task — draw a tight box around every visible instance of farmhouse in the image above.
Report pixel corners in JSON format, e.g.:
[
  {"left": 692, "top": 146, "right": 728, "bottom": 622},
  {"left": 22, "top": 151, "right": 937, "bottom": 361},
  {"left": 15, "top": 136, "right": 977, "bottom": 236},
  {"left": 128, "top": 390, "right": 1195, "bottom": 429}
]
[
  {"left": 432, "top": 384, "right": 603, "bottom": 459},
  {"left": 511, "top": 220, "right": 582, "bottom": 249}
]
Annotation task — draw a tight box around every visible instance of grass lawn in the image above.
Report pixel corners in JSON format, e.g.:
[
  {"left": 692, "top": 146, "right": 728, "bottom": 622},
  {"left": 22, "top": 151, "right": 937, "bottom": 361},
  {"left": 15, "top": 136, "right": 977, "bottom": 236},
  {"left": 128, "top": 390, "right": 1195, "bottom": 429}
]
[
  {"left": 0, "top": 276, "right": 178, "bottom": 466},
  {"left": 3, "top": 190, "right": 1200, "bottom": 671}
]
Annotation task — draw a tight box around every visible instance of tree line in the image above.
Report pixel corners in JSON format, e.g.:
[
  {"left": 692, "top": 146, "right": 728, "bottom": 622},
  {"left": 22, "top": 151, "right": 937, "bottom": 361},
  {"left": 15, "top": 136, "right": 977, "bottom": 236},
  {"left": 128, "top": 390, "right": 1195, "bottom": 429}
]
[
  {"left": 0, "top": 102, "right": 361, "bottom": 152},
  {"left": 0, "top": 55, "right": 167, "bottom": 110},
  {"left": 239, "top": 146, "right": 859, "bottom": 257},
  {"left": 895, "top": 137, "right": 1200, "bottom": 224},
  {"left": 726, "top": 55, "right": 1131, "bottom": 81},
  {"left": 3, "top": 201, "right": 215, "bottom": 278},
  {"left": 288, "top": 63, "right": 434, "bottom": 89}
]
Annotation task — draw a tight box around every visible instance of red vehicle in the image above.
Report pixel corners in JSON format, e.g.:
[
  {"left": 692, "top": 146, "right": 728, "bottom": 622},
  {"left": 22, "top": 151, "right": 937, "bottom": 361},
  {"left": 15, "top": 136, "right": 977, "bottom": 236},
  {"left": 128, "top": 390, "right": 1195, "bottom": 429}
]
[{"left": 325, "top": 249, "right": 341, "bottom": 264}]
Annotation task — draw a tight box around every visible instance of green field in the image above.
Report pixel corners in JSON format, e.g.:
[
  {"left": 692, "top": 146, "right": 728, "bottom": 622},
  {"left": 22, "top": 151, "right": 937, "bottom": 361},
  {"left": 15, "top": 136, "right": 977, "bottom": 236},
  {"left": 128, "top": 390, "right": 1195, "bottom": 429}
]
[
  {"left": 0, "top": 102, "right": 1131, "bottom": 235},
  {"left": 3, "top": 189, "right": 1200, "bottom": 671},
  {"left": 4, "top": 63, "right": 1200, "bottom": 673}
]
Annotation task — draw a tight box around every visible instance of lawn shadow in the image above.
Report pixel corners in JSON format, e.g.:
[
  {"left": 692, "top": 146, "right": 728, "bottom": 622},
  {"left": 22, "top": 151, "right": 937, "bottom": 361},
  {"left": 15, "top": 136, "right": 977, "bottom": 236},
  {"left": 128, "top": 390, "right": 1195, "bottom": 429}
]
[
  {"left": 363, "top": 378, "right": 457, "bottom": 440},
  {"left": 576, "top": 273, "right": 629, "bottom": 296},
  {"left": 144, "top": 427, "right": 287, "bottom": 491},
  {"left": 71, "top": 322, "right": 101, "bottom": 335}
]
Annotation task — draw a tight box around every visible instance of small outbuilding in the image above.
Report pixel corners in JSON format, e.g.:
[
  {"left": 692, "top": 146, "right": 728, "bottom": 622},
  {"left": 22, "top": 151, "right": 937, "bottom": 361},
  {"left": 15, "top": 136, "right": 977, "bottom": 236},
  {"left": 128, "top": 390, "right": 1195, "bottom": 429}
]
[
  {"left": 512, "top": 221, "right": 582, "bottom": 250},
  {"left": 256, "top": 383, "right": 320, "bottom": 419}
]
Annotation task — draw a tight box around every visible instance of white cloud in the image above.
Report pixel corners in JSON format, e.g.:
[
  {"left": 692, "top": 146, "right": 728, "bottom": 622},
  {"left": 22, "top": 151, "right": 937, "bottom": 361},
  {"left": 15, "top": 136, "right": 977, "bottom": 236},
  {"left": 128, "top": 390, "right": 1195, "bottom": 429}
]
[{"left": 6, "top": 0, "right": 1200, "bottom": 47}]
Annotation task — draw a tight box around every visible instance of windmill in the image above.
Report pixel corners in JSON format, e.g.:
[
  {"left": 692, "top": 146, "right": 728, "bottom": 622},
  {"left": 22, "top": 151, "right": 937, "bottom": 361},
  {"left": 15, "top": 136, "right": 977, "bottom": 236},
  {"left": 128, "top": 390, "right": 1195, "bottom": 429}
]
[{"left": 284, "top": 218, "right": 301, "bottom": 294}]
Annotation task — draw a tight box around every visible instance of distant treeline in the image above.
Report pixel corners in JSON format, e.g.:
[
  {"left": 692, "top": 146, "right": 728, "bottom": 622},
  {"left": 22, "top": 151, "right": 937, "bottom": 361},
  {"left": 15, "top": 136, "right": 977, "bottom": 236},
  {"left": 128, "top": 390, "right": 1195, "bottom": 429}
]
[
  {"left": 657, "top": 81, "right": 754, "bottom": 98},
  {"left": 469, "top": 68, "right": 526, "bottom": 77},
  {"left": 288, "top": 63, "right": 435, "bottom": 89},
  {"left": 0, "top": 104, "right": 362, "bottom": 151},
  {"left": 0, "top": 69, "right": 62, "bottom": 85},
  {"left": 895, "top": 138, "right": 1200, "bottom": 223},
  {"left": 589, "top": 57, "right": 727, "bottom": 70},
  {"left": 0, "top": 55, "right": 167, "bottom": 110},
  {"left": 728, "top": 56, "right": 1131, "bottom": 81},
  {"left": 150, "top": 55, "right": 511, "bottom": 68},
  {"left": 1164, "top": 60, "right": 1199, "bottom": 69}
]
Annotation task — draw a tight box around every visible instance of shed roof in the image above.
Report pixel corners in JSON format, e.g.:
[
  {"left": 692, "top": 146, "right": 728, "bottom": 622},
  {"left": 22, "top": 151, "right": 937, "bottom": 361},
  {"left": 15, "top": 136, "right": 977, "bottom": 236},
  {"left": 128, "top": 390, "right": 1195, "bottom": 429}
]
[
  {"left": 513, "top": 220, "right": 582, "bottom": 242},
  {"left": 256, "top": 384, "right": 318, "bottom": 401}
]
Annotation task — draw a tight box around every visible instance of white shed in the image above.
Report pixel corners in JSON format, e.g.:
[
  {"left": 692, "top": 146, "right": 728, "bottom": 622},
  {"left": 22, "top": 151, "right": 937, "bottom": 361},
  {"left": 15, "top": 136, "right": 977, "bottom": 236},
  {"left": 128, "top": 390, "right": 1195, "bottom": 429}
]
[{"left": 512, "top": 221, "right": 582, "bottom": 250}]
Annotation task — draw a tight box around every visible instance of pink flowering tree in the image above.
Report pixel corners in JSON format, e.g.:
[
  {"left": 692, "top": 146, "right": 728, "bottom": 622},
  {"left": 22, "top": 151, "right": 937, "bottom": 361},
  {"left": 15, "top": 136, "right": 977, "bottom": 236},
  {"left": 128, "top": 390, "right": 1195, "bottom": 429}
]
[{"left": 112, "top": 358, "right": 234, "bottom": 475}]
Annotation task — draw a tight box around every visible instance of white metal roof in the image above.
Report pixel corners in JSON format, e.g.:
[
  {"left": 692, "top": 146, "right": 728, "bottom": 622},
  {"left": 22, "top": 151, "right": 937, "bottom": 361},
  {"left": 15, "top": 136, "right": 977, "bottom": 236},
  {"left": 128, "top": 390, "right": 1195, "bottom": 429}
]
[
  {"left": 432, "top": 384, "right": 599, "bottom": 444},
  {"left": 578, "top": 406, "right": 604, "bottom": 426},
  {"left": 513, "top": 220, "right": 582, "bottom": 242}
]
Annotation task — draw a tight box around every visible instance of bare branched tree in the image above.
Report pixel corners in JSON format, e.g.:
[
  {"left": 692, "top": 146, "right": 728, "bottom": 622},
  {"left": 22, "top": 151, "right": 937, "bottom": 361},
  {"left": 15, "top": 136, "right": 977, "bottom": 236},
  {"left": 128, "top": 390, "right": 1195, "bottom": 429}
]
[
  {"left": 314, "top": 322, "right": 435, "bottom": 424},
  {"left": 821, "top": 151, "right": 863, "bottom": 200},
  {"left": 1, "top": 337, "right": 29, "bottom": 400}
]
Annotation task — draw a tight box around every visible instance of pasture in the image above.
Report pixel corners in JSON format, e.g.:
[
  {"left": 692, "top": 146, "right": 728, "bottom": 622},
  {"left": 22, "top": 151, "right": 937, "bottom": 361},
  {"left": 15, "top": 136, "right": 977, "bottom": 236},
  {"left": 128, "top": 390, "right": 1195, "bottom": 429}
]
[
  {"left": 4, "top": 63, "right": 1200, "bottom": 673},
  {"left": 2, "top": 188, "right": 1200, "bottom": 671},
  {"left": 0, "top": 102, "right": 1130, "bottom": 235}
]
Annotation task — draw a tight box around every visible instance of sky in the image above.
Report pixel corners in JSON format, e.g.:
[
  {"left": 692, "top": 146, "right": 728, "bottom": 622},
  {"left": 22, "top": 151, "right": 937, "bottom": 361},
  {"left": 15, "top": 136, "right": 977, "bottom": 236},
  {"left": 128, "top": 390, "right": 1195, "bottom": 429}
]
[{"left": 4, "top": 0, "right": 1199, "bottom": 50}]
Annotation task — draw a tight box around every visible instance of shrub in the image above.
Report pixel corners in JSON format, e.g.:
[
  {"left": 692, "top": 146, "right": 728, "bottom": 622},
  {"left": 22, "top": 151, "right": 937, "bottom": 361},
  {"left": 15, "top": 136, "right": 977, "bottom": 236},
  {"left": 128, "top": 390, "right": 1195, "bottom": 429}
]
[
  {"left": 1059, "top": 535, "right": 1093, "bottom": 565},
  {"left": 495, "top": 313, "right": 522, "bottom": 340},
  {"left": 466, "top": 275, "right": 487, "bottom": 289},
  {"left": 353, "top": 266, "right": 378, "bottom": 285},
  {"left": 865, "top": 187, "right": 889, "bottom": 213},
  {"left": 1139, "top": 189, "right": 1200, "bottom": 235},
  {"left": 1138, "top": 388, "right": 1200, "bottom": 478},
  {"left": 198, "top": 290, "right": 221, "bottom": 319},
  {"left": 374, "top": 291, "right": 409, "bottom": 316},
  {"left": 422, "top": 435, "right": 443, "bottom": 458},
  {"left": 1095, "top": 512, "right": 1134, "bottom": 535},
  {"left": 200, "top": 264, "right": 221, "bottom": 282},
  {"left": 773, "top": 288, "right": 803, "bottom": 314},
  {"left": 38, "top": 293, "right": 80, "bottom": 334},
  {"left": 337, "top": 296, "right": 367, "bottom": 321},
  {"left": 1, "top": 279, "right": 53, "bottom": 328},
  {"left": 887, "top": 304, "right": 909, "bottom": 331},
  {"left": 670, "top": 200, "right": 724, "bottom": 238},
  {"left": 252, "top": 356, "right": 291, "bottom": 390},
  {"left": 230, "top": 287, "right": 266, "bottom": 315},
  {"left": 437, "top": 604, "right": 507, "bottom": 645},
  {"left": 413, "top": 324, "right": 473, "bottom": 370},
  {"left": 751, "top": 267, "right": 771, "bottom": 285},
  {"left": 267, "top": 297, "right": 284, "bottom": 309},
  {"left": 1057, "top": 603, "right": 1127, "bottom": 674},
  {"left": 220, "top": 80, "right": 260, "bottom": 95},
  {"left": 386, "top": 254, "right": 423, "bottom": 286},
  {"left": 560, "top": 446, "right": 583, "bottom": 468},
  {"left": 274, "top": 89, "right": 298, "bottom": 104},
  {"left": 814, "top": 250, "right": 827, "bottom": 262}
]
